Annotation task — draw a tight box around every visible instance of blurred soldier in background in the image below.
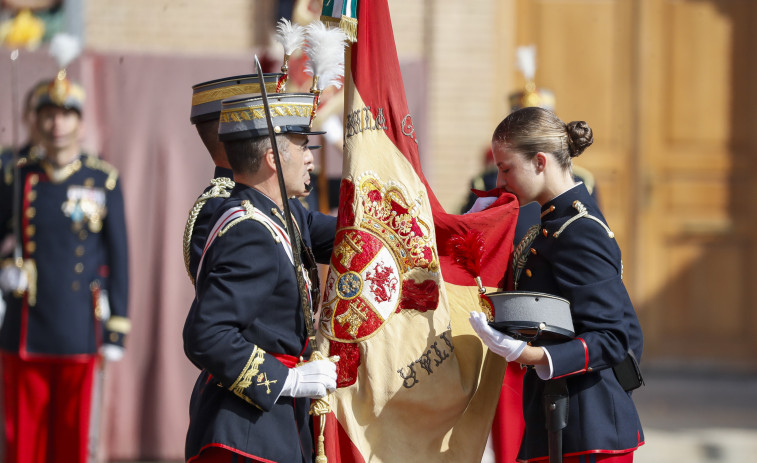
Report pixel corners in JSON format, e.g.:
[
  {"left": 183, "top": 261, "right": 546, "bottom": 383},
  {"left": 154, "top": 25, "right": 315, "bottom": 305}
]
[{"left": 0, "top": 73, "right": 130, "bottom": 463}]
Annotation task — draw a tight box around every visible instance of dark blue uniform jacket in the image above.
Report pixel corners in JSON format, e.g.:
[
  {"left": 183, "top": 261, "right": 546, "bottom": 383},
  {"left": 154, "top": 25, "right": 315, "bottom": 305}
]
[
  {"left": 0, "top": 153, "right": 129, "bottom": 357},
  {"left": 183, "top": 184, "right": 336, "bottom": 463},
  {"left": 514, "top": 183, "right": 644, "bottom": 461}
]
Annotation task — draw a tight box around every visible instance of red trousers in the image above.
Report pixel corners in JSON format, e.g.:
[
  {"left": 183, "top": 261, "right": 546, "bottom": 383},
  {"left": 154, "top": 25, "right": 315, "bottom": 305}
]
[{"left": 2, "top": 353, "right": 97, "bottom": 463}]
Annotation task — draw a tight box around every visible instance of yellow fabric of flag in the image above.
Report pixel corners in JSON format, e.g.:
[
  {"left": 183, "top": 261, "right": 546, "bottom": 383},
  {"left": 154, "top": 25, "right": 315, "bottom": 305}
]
[{"left": 316, "top": 0, "right": 520, "bottom": 461}]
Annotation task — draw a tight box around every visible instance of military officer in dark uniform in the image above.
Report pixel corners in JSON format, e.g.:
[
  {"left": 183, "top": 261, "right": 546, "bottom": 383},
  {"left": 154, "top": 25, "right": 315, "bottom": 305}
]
[
  {"left": 183, "top": 92, "right": 338, "bottom": 463},
  {"left": 183, "top": 73, "right": 284, "bottom": 285},
  {"left": 0, "top": 75, "right": 130, "bottom": 463},
  {"left": 469, "top": 107, "right": 644, "bottom": 462}
]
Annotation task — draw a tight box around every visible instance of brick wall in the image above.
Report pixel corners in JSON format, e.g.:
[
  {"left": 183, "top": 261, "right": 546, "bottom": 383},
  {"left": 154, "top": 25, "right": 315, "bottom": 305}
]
[{"left": 85, "top": 0, "right": 274, "bottom": 54}]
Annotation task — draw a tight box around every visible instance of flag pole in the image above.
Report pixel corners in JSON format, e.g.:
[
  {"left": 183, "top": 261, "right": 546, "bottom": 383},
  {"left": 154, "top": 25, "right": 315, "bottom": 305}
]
[
  {"left": 9, "top": 48, "right": 23, "bottom": 262},
  {"left": 253, "top": 56, "right": 317, "bottom": 345}
]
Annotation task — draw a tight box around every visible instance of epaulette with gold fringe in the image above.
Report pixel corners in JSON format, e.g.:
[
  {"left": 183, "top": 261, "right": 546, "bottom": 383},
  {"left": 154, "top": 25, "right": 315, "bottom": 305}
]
[{"left": 83, "top": 154, "right": 119, "bottom": 190}]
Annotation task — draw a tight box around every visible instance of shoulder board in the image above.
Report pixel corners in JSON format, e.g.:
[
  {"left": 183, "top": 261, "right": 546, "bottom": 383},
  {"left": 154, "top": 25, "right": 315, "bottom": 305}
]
[
  {"left": 2, "top": 156, "right": 30, "bottom": 185},
  {"left": 552, "top": 200, "right": 614, "bottom": 239},
  {"left": 218, "top": 202, "right": 286, "bottom": 247},
  {"left": 195, "top": 201, "right": 292, "bottom": 283},
  {"left": 83, "top": 155, "right": 120, "bottom": 190}
]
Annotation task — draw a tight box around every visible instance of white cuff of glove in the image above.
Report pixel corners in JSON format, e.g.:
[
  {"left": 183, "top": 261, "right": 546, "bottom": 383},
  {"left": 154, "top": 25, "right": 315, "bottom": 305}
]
[
  {"left": 100, "top": 344, "right": 125, "bottom": 362},
  {"left": 466, "top": 196, "right": 498, "bottom": 214},
  {"left": 533, "top": 347, "right": 554, "bottom": 380},
  {"left": 469, "top": 311, "right": 527, "bottom": 362},
  {"left": 0, "top": 264, "right": 28, "bottom": 293},
  {"left": 280, "top": 358, "right": 338, "bottom": 399}
]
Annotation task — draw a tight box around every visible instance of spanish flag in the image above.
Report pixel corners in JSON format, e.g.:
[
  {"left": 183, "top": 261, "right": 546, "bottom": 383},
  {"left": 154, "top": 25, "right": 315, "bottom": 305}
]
[{"left": 317, "top": 0, "right": 520, "bottom": 461}]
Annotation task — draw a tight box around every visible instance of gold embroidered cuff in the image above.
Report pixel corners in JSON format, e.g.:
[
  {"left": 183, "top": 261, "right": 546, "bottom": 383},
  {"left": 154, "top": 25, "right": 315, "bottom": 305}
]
[
  {"left": 105, "top": 316, "right": 131, "bottom": 334},
  {"left": 230, "top": 346, "right": 267, "bottom": 405}
]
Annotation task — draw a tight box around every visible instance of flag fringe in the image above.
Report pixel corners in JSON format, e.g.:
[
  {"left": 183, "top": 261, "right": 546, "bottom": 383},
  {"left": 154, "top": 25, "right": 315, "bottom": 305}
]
[{"left": 320, "top": 15, "right": 358, "bottom": 43}]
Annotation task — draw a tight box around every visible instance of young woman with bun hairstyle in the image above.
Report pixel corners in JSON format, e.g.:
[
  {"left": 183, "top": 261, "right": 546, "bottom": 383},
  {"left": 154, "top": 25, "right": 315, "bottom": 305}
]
[{"left": 469, "top": 107, "right": 645, "bottom": 462}]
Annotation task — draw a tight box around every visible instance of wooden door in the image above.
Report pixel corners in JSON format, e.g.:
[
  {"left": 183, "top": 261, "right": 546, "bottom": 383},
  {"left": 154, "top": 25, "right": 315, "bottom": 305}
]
[
  {"left": 635, "top": 0, "right": 757, "bottom": 365},
  {"left": 515, "top": 0, "right": 757, "bottom": 366}
]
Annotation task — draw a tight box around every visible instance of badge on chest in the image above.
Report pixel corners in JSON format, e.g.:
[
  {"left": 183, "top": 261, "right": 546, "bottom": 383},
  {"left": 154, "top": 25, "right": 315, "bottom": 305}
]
[{"left": 61, "top": 185, "right": 107, "bottom": 232}]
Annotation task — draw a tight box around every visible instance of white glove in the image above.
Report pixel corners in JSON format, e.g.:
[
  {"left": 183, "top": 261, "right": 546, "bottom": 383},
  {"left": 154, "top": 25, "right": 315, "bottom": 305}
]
[
  {"left": 0, "top": 263, "right": 28, "bottom": 293},
  {"left": 280, "top": 358, "right": 338, "bottom": 399},
  {"left": 469, "top": 311, "right": 526, "bottom": 362},
  {"left": 100, "top": 344, "right": 125, "bottom": 362},
  {"left": 466, "top": 196, "right": 498, "bottom": 214}
]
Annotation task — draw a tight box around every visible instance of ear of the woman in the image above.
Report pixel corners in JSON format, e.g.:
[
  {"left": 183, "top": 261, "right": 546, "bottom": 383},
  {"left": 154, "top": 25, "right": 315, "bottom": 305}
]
[{"left": 534, "top": 152, "right": 548, "bottom": 172}]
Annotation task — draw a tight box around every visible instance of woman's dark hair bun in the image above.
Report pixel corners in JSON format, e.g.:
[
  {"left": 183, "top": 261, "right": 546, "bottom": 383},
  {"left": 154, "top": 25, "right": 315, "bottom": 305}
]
[{"left": 566, "top": 121, "right": 593, "bottom": 157}]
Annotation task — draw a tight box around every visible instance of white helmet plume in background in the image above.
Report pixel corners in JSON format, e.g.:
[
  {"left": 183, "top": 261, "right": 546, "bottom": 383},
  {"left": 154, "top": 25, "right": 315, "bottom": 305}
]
[
  {"left": 515, "top": 45, "right": 537, "bottom": 82},
  {"left": 303, "top": 21, "right": 348, "bottom": 92},
  {"left": 49, "top": 33, "right": 82, "bottom": 70}
]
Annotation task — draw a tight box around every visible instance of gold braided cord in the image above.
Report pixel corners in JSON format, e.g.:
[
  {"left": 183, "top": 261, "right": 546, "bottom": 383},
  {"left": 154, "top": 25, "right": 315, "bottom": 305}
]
[
  {"left": 182, "top": 177, "right": 234, "bottom": 285},
  {"left": 553, "top": 200, "right": 614, "bottom": 239}
]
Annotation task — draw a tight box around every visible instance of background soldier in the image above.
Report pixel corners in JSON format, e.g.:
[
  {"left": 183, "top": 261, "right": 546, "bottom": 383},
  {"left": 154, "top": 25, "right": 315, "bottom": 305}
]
[{"left": 0, "top": 74, "right": 130, "bottom": 463}]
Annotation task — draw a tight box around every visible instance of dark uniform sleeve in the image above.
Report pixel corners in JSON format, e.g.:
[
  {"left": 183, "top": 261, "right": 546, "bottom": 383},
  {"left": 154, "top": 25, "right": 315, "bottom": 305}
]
[
  {"left": 543, "top": 219, "right": 632, "bottom": 379},
  {"left": 304, "top": 210, "right": 336, "bottom": 264},
  {"left": 102, "top": 177, "right": 130, "bottom": 347},
  {"left": 183, "top": 221, "right": 291, "bottom": 412}
]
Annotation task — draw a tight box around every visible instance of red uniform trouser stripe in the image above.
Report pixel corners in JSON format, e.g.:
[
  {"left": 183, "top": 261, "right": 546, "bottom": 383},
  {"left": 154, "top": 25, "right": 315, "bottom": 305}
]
[
  {"left": 526, "top": 450, "right": 635, "bottom": 463},
  {"left": 1, "top": 353, "right": 96, "bottom": 463},
  {"left": 565, "top": 452, "right": 634, "bottom": 462},
  {"left": 191, "top": 445, "right": 276, "bottom": 463}
]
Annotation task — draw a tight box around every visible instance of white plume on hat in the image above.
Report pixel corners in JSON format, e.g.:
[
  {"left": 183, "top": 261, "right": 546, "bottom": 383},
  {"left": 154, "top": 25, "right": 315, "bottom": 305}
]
[
  {"left": 274, "top": 17, "right": 305, "bottom": 57},
  {"left": 49, "top": 33, "right": 81, "bottom": 70},
  {"left": 515, "top": 45, "right": 537, "bottom": 81},
  {"left": 303, "top": 21, "right": 348, "bottom": 92}
]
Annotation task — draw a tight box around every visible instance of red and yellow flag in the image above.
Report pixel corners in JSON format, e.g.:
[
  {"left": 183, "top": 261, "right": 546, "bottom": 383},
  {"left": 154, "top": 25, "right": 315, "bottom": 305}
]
[{"left": 316, "top": 0, "right": 520, "bottom": 460}]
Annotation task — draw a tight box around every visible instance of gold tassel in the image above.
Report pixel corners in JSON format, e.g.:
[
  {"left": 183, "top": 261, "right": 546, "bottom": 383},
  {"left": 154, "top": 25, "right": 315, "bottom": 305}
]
[{"left": 307, "top": 351, "right": 338, "bottom": 463}]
